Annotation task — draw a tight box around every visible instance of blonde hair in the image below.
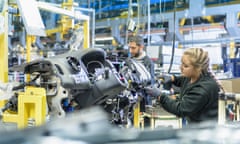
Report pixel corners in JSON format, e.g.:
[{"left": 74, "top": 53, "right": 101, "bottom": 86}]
[
  {"left": 183, "top": 48, "right": 225, "bottom": 92},
  {"left": 183, "top": 48, "right": 209, "bottom": 75}
]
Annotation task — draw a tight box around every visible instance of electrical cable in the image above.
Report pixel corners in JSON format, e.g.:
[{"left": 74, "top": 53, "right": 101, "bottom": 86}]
[{"left": 167, "top": 0, "right": 176, "bottom": 73}]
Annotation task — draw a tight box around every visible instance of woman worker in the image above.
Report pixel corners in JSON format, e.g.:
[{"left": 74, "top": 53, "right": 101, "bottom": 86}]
[{"left": 145, "top": 48, "right": 224, "bottom": 124}]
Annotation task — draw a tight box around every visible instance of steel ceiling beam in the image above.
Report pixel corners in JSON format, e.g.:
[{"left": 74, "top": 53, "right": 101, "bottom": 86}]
[{"left": 95, "top": 0, "right": 240, "bottom": 41}]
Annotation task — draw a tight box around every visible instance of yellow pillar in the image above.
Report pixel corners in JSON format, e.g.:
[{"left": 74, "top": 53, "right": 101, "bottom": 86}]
[
  {"left": 26, "top": 35, "right": 36, "bottom": 63},
  {"left": 60, "top": 0, "right": 74, "bottom": 40},
  {"left": 229, "top": 40, "right": 235, "bottom": 59},
  {"left": 0, "top": 0, "right": 8, "bottom": 82},
  {"left": 26, "top": 35, "right": 35, "bottom": 81},
  {"left": 134, "top": 101, "right": 140, "bottom": 128},
  {"left": 83, "top": 20, "right": 89, "bottom": 49}
]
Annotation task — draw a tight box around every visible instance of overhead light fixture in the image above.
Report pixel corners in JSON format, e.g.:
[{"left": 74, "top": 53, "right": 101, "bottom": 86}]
[
  {"left": 202, "top": 7, "right": 206, "bottom": 16},
  {"left": 176, "top": 0, "right": 185, "bottom": 6},
  {"left": 127, "top": 19, "right": 136, "bottom": 32},
  {"left": 184, "top": 9, "right": 189, "bottom": 18},
  {"left": 95, "top": 37, "right": 114, "bottom": 41}
]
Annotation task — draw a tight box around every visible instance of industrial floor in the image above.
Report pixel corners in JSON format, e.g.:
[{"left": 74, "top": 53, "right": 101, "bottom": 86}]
[{"left": 0, "top": 119, "right": 17, "bottom": 132}]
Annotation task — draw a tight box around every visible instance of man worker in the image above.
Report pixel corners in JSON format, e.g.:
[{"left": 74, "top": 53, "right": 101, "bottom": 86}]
[{"left": 128, "top": 35, "right": 155, "bottom": 111}]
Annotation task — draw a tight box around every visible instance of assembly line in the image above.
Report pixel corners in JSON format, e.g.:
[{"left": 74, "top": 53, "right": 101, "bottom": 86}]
[{"left": 0, "top": 0, "right": 240, "bottom": 143}]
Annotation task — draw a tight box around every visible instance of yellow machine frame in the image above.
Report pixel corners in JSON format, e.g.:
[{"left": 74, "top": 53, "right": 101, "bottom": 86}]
[
  {"left": 0, "top": 0, "right": 8, "bottom": 83},
  {"left": 2, "top": 87, "right": 47, "bottom": 129},
  {"left": 1, "top": 0, "right": 90, "bottom": 129},
  {"left": 44, "top": 0, "right": 89, "bottom": 49}
]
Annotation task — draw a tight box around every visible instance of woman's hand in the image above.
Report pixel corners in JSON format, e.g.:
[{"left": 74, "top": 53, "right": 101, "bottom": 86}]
[{"left": 144, "top": 86, "right": 161, "bottom": 97}]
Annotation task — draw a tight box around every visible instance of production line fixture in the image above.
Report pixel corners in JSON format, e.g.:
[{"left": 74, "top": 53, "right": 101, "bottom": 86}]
[{"left": 0, "top": 47, "right": 153, "bottom": 128}]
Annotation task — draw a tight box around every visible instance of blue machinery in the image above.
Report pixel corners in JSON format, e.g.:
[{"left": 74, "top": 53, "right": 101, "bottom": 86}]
[{"left": 223, "top": 58, "right": 240, "bottom": 77}]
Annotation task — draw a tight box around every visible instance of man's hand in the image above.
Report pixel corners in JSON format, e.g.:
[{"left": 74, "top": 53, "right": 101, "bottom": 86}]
[{"left": 144, "top": 86, "right": 161, "bottom": 97}]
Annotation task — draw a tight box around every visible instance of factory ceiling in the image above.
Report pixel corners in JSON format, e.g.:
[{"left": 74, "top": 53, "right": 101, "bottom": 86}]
[{"left": 75, "top": 0, "right": 240, "bottom": 43}]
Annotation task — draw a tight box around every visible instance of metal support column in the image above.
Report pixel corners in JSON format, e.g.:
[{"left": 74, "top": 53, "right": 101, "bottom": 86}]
[
  {"left": 167, "top": 19, "right": 183, "bottom": 42},
  {"left": 125, "top": 0, "right": 132, "bottom": 45},
  {"left": 189, "top": 0, "right": 205, "bottom": 17},
  {"left": 75, "top": 7, "right": 95, "bottom": 48},
  {"left": 147, "top": 0, "right": 150, "bottom": 46},
  {"left": 111, "top": 21, "right": 121, "bottom": 44},
  {"left": 226, "top": 12, "right": 240, "bottom": 37},
  {"left": 218, "top": 99, "right": 226, "bottom": 125}
]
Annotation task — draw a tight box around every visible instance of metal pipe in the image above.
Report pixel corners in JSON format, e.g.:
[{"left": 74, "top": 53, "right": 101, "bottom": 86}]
[
  {"left": 125, "top": 0, "right": 132, "bottom": 45},
  {"left": 218, "top": 99, "right": 226, "bottom": 125},
  {"left": 236, "top": 103, "right": 240, "bottom": 121},
  {"left": 92, "top": 9, "right": 95, "bottom": 48},
  {"left": 99, "top": 0, "right": 101, "bottom": 19},
  {"left": 147, "top": 0, "right": 150, "bottom": 46},
  {"left": 37, "top": 1, "right": 89, "bottom": 21},
  {"left": 74, "top": 7, "right": 95, "bottom": 48},
  {"left": 137, "top": 0, "right": 140, "bottom": 34},
  {"left": 151, "top": 36, "right": 240, "bottom": 46}
]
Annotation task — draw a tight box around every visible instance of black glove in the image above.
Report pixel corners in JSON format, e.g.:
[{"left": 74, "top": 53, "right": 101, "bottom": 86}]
[
  {"left": 144, "top": 86, "right": 161, "bottom": 97},
  {"left": 159, "top": 74, "right": 173, "bottom": 90}
]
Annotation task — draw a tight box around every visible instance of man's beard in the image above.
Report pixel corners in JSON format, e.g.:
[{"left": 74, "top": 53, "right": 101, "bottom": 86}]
[{"left": 131, "top": 49, "right": 141, "bottom": 58}]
